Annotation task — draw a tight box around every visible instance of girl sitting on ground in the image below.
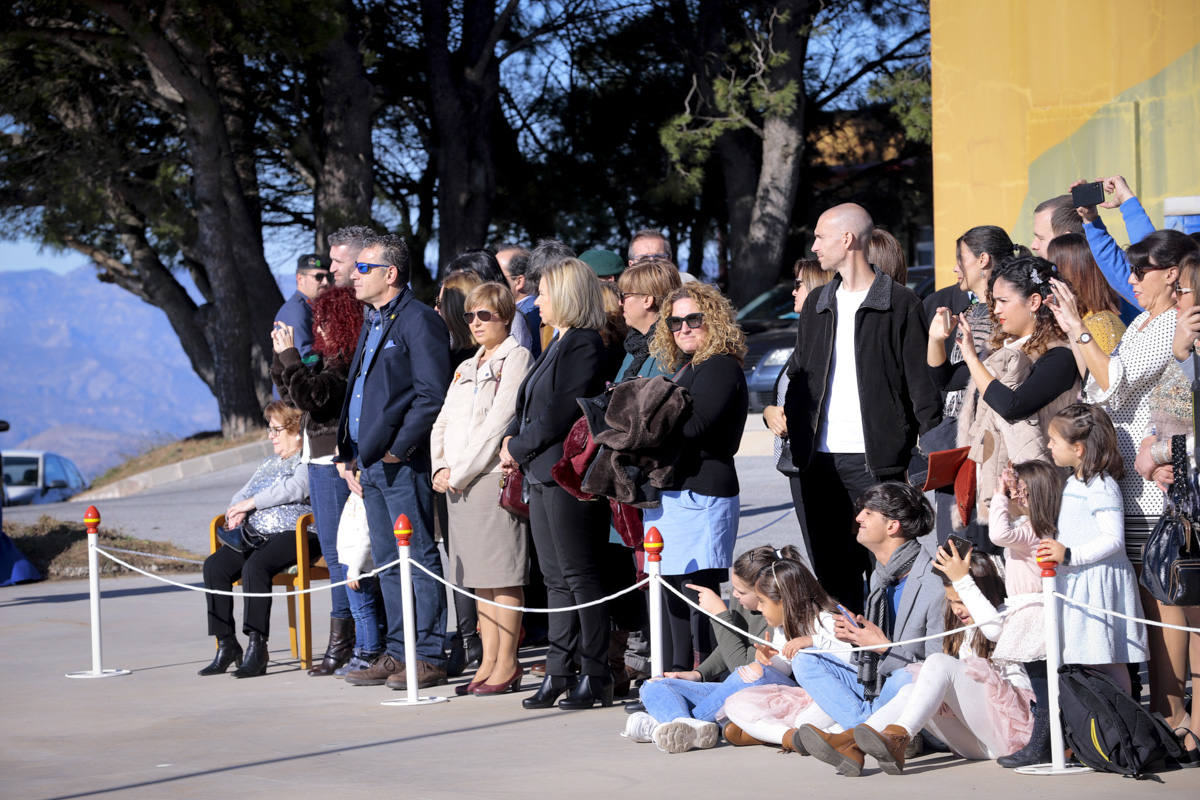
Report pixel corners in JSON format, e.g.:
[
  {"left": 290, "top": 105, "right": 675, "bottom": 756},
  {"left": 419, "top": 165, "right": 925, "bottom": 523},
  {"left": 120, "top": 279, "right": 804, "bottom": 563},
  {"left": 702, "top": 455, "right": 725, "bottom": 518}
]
[
  {"left": 621, "top": 545, "right": 792, "bottom": 751},
  {"left": 636, "top": 552, "right": 851, "bottom": 753},
  {"left": 802, "top": 548, "right": 1032, "bottom": 776}
]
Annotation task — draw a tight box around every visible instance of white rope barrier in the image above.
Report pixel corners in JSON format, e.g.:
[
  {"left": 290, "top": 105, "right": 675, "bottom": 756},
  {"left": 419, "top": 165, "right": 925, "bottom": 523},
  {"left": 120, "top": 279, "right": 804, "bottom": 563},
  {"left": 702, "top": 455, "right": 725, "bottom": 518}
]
[
  {"left": 96, "top": 545, "right": 206, "bottom": 566},
  {"left": 94, "top": 547, "right": 404, "bottom": 598},
  {"left": 406, "top": 556, "right": 651, "bottom": 613},
  {"left": 1053, "top": 592, "right": 1200, "bottom": 634},
  {"left": 657, "top": 578, "right": 1015, "bottom": 655}
]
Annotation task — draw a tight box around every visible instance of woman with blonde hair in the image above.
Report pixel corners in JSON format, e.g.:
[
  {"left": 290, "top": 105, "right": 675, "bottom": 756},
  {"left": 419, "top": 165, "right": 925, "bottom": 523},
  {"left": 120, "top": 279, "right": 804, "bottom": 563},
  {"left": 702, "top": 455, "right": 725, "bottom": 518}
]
[
  {"left": 617, "top": 259, "right": 683, "bottom": 381},
  {"left": 643, "top": 282, "right": 749, "bottom": 672},
  {"left": 500, "top": 257, "right": 614, "bottom": 709},
  {"left": 431, "top": 282, "right": 533, "bottom": 696}
]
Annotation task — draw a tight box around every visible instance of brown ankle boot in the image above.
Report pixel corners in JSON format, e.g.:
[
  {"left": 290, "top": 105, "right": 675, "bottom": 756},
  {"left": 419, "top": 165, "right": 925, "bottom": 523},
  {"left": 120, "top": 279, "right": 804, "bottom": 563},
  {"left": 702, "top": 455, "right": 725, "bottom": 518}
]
[
  {"left": 722, "top": 721, "right": 764, "bottom": 747},
  {"left": 798, "top": 725, "right": 865, "bottom": 776},
  {"left": 781, "top": 727, "right": 809, "bottom": 755},
  {"left": 854, "top": 723, "right": 911, "bottom": 775}
]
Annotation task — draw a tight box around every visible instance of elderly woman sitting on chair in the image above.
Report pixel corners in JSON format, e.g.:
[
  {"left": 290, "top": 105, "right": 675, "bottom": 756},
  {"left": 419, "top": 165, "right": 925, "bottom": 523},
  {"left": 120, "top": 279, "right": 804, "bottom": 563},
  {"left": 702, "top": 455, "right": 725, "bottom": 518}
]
[{"left": 200, "top": 401, "right": 313, "bottom": 678}]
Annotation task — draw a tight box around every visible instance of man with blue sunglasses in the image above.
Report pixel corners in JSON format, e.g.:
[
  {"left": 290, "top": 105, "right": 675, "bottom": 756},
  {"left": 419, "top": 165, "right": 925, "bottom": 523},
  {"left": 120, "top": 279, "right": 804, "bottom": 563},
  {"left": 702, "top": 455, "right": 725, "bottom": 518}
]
[{"left": 336, "top": 233, "right": 453, "bottom": 690}]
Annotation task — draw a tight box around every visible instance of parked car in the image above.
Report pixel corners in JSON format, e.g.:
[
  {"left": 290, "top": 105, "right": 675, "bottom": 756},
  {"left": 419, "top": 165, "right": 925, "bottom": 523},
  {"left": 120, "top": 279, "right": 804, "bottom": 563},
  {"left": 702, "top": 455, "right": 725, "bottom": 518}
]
[
  {"left": 1, "top": 450, "right": 90, "bottom": 506},
  {"left": 738, "top": 267, "right": 937, "bottom": 411}
]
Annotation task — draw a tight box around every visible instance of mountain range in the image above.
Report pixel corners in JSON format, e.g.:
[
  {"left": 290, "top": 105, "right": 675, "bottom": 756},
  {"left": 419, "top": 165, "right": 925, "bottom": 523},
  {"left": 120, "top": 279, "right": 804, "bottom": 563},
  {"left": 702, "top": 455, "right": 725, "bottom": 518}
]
[{"left": 1, "top": 267, "right": 225, "bottom": 478}]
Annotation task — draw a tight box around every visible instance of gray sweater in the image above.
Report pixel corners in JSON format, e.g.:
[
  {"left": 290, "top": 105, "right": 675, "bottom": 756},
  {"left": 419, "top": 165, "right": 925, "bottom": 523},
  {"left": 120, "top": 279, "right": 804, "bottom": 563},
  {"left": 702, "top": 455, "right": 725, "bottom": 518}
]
[{"left": 696, "top": 594, "right": 769, "bottom": 682}]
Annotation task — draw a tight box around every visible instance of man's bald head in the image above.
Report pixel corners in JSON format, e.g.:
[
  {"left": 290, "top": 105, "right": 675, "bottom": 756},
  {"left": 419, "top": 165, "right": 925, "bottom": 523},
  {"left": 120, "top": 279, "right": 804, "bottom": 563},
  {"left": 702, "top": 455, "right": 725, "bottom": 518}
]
[{"left": 823, "top": 203, "right": 874, "bottom": 248}]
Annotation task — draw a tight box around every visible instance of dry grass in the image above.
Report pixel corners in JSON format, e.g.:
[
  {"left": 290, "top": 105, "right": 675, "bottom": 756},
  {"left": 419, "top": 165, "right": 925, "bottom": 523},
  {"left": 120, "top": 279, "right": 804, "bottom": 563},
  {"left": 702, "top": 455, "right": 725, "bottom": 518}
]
[
  {"left": 4, "top": 515, "right": 206, "bottom": 580},
  {"left": 90, "top": 430, "right": 263, "bottom": 490}
]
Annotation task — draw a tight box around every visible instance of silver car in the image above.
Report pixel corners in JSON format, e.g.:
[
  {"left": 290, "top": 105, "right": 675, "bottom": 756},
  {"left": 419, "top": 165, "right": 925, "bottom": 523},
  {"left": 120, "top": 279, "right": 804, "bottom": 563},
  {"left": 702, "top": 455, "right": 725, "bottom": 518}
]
[{"left": 2, "top": 450, "right": 90, "bottom": 506}]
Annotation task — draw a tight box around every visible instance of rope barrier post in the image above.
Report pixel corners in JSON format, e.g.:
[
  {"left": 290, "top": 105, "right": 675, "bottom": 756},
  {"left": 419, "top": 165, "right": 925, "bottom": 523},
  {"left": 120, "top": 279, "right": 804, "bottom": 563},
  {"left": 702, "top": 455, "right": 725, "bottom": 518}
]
[
  {"left": 643, "top": 527, "right": 664, "bottom": 679},
  {"left": 1016, "top": 558, "right": 1089, "bottom": 776},
  {"left": 66, "top": 506, "right": 130, "bottom": 679},
  {"left": 381, "top": 513, "right": 446, "bottom": 707}
]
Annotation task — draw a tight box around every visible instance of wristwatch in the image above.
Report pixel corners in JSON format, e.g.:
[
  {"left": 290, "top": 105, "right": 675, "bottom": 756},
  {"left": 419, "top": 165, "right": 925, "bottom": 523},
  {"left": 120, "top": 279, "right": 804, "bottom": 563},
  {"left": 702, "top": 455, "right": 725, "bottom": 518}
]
[
  {"left": 1063, "top": 546, "right": 1073, "bottom": 565},
  {"left": 1076, "top": 331, "right": 1093, "bottom": 345}
]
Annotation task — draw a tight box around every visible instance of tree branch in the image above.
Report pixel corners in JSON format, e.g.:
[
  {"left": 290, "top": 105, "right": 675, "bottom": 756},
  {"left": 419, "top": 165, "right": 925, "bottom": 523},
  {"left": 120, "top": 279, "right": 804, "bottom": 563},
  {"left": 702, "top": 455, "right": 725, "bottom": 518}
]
[{"left": 812, "top": 26, "right": 928, "bottom": 108}]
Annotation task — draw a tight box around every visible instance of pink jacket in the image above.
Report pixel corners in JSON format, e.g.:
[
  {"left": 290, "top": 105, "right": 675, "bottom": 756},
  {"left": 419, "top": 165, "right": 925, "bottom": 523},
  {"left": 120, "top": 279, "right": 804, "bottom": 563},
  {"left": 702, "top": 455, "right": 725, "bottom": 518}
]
[{"left": 987, "top": 490, "right": 1042, "bottom": 595}]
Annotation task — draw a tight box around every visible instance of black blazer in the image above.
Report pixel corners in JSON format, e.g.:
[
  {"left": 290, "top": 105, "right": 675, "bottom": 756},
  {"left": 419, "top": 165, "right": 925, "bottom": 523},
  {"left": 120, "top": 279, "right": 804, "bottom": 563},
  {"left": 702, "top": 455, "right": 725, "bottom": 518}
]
[
  {"left": 336, "top": 289, "right": 451, "bottom": 469},
  {"left": 506, "top": 327, "right": 608, "bottom": 484}
]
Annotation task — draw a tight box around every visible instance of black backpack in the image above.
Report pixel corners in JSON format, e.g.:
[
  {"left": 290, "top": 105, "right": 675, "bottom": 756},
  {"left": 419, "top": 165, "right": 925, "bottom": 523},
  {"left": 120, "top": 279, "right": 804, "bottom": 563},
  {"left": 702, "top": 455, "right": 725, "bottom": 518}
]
[{"left": 1057, "top": 664, "right": 1182, "bottom": 778}]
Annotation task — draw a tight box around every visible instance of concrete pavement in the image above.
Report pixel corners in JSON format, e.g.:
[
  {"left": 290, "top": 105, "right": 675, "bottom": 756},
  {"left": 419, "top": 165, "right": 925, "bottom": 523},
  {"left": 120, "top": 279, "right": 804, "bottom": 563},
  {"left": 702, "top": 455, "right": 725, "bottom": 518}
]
[{"left": 4, "top": 573, "right": 1196, "bottom": 799}]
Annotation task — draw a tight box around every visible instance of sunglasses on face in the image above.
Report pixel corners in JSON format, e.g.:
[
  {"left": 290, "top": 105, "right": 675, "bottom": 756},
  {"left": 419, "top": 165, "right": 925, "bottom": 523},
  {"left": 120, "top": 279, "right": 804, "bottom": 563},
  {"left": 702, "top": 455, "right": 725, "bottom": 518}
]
[
  {"left": 354, "top": 262, "right": 391, "bottom": 273},
  {"left": 666, "top": 313, "right": 705, "bottom": 332},
  {"left": 793, "top": 279, "right": 804, "bottom": 290},
  {"left": 1131, "top": 262, "right": 1170, "bottom": 281},
  {"left": 462, "top": 309, "right": 499, "bottom": 323},
  {"left": 620, "top": 292, "right": 647, "bottom": 303},
  {"left": 302, "top": 271, "right": 333, "bottom": 282}
]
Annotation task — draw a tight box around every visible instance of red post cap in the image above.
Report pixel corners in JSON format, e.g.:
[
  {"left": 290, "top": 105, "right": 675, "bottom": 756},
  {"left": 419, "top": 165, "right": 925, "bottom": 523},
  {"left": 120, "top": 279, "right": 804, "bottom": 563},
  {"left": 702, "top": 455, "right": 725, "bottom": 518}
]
[
  {"left": 643, "top": 527, "right": 663, "bottom": 563},
  {"left": 393, "top": 513, "right": 412, "bottom": 547},
  {"left": 83, "top": 505, "right": 101, "bottom": 534},
  {"left": 1039, "top": 561, "right": 1058, "bottom": 578}
]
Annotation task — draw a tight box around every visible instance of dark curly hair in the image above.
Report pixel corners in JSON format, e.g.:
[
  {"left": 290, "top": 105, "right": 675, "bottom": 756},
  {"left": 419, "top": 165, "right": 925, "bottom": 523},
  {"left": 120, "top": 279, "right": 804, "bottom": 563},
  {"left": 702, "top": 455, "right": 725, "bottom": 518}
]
[
  {"left": 312, "top": 286, "right": 363, "bottom": 366},
  {"left": 987, "top": 255, "right": 1070, "bottom": 358}
]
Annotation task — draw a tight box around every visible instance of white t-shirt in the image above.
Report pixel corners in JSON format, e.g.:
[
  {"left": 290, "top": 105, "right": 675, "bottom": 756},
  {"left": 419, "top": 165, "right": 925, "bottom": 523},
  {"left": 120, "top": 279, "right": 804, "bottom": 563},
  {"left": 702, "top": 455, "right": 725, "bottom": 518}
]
[{"left": 817, "top": 287, "right": 869, "bottom": 453}]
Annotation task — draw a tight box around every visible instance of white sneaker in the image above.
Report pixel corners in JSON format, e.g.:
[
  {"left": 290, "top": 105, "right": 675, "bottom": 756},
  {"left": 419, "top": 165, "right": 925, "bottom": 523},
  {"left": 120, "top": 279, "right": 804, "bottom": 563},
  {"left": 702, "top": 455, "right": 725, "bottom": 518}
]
[
  {"left": 652, "top": 717, "right": 719, "bottom": 754},
  {"left": 621, "top": 711, "right": 658, "bottom": 743}
]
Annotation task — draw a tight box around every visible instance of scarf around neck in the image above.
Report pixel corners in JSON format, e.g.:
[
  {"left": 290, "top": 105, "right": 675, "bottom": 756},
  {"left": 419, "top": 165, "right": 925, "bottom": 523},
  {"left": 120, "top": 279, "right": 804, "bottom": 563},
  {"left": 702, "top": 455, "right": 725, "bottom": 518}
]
[{"left": 855, "top": 537, "right": 922, "bottom": 700}]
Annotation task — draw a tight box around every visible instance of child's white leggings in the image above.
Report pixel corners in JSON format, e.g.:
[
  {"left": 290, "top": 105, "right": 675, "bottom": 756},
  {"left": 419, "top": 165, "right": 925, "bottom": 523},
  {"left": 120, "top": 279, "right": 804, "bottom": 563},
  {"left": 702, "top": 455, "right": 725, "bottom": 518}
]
[
  {"left": 864, "top": 653, "right": 1005, "bottom": 760},
  {"left": 721, "top": 686, "right": 841, "bottom": 744}
]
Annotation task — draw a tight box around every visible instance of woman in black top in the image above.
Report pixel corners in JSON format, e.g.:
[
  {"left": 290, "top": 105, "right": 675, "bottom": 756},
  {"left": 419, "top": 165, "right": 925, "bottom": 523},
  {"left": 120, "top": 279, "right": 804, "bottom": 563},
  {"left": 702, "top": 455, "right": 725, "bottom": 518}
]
[
  {"left": 500, "top": 257, "right": 614, "bottom": 710},
  {"left": 643, "top": 283, "right": 749, "bottom": 672}
]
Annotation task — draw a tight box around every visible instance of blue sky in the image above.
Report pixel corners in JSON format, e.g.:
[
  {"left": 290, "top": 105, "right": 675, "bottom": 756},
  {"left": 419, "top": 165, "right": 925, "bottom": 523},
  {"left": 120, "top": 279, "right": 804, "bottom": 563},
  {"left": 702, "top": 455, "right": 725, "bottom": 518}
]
[{"left": 0, "top": 239, "right": 84, "bottom": 273}]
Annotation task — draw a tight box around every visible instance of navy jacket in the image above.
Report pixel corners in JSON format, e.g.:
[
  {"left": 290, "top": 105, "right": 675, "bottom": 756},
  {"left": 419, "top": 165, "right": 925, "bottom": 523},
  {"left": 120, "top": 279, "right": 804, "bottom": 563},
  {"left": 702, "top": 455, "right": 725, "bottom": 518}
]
[
  {"left": 336, "top": 289, "right": 451, "bottom": 469},
  {"left": 506, "top": 327, "right": 608, "bottom": 484},
  {"left": 275, "top": 291, "right": 315, "bottom": 360}
]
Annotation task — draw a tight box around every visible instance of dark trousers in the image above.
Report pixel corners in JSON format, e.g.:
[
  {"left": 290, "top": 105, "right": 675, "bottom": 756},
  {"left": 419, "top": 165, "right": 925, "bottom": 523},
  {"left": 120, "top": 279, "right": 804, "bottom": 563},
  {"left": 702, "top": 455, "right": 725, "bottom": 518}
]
[
  {"left": 661, "top": 569, "right": 724, "bottom": 672},
  {"left": 203, "top": 531, "right": 315, "bottom": 639},
  {"left": 361, "top": 459, "right": 448, "bottom": 666},
  {"left": 798, "top": 452, "right": 876, "bottom": 615},
  {"left": 528, "top": 482, "right": 611, "bottom": 678}
]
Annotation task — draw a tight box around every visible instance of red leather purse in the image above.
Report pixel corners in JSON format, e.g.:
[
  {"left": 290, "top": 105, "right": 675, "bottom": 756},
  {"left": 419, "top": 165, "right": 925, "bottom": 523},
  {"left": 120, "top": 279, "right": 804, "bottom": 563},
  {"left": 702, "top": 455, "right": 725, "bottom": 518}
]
[{"left": 499, "top": 471, "right": 529, "bottom": 519}]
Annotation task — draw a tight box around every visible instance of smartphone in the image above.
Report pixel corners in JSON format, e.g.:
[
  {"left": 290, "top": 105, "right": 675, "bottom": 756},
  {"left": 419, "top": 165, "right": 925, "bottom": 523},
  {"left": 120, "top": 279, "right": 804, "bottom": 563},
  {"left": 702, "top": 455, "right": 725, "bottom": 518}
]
[
  {"left": 837, "top": 604, "right": 860, "bottom": 628},
  {"left": 943, "top": 534, "right": 973, "bottom": 555},
  {"left": 1071, "top": 181, "right": 1105, "bottom": 208},
  {"left": 939, "top": 307, "right": 952, "bottom": 332}
]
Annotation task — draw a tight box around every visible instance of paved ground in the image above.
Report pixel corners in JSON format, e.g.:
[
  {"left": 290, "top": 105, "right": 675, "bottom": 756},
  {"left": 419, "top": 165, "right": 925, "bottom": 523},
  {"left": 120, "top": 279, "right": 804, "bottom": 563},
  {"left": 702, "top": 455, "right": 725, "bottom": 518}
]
[{"left": 4, "top": 574, "right": 1197, "bottom": 800}]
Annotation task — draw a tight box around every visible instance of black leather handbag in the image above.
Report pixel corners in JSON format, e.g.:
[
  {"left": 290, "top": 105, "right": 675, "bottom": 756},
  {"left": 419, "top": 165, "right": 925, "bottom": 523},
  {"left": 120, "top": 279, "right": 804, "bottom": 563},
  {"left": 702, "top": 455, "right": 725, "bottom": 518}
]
[{"left": 1140, "top": 434, "right": 1200, "bottom": 606}]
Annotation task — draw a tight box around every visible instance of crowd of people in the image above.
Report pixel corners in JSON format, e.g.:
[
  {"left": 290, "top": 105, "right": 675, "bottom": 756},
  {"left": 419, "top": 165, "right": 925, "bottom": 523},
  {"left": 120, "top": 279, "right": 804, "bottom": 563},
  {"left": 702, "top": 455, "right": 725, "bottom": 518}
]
[{"left": 197, "top": 175, "right": 1200, "bottom": 773}]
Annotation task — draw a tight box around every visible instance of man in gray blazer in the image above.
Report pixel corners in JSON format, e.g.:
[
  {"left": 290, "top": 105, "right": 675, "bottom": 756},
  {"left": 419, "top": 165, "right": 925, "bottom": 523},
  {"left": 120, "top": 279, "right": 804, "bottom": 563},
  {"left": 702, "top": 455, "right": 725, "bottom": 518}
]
[{"left": 790, "top": 482, "right": 944, "bottom": 768}]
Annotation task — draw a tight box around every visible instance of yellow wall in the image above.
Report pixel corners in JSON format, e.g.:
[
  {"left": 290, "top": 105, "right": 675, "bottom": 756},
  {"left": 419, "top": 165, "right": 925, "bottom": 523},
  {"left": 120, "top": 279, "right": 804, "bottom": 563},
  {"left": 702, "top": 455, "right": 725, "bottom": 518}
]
[{"left": 931, "top": 0, "right": 1200, "bottom": 288}]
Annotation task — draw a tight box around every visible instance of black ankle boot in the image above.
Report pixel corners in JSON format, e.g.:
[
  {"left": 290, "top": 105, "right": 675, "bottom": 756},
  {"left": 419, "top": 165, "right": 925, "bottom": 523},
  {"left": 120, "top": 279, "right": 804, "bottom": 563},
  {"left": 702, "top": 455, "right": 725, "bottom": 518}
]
[
  {"left": 522, "top": 675, "right": 577, "bottom": 709},
  {"left": 232, "top": 632, "right": 269, "bottom": 678},
  {"left": 558, "top": 674, "right": 614, "bottom": 710},
  {"left": 309, "top": 617, "right": 354, "bottom": 676},
  {"left": 998, "top": 662, "right": 1051, "bottom": 767},
  {"left": 198, "top": 636, "right": 243, "bottom": 676}
]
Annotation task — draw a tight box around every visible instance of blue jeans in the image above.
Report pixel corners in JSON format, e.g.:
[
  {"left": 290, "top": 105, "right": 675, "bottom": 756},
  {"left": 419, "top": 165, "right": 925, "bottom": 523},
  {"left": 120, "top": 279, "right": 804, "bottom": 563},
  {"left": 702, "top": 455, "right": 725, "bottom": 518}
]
[
  {"left": 790, "top": 651, "right": 914, "bottom": 730},
  {"left": 308, "top": 463, "right": 351, "bottom": 621},
  {"left": 346, "top": 575, "right": 384, "bottom": 654},
  {"left": 641, "top": 666, "right": 793, "bottom": 723},
  {"left": 360, "top": 459, "right": 447, "bottom": 667}
]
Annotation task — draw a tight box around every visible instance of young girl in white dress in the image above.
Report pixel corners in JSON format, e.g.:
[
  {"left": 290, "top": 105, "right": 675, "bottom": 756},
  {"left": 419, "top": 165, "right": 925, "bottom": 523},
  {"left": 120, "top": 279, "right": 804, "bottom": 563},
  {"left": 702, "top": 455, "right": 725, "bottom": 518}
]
[{"left": 1038, "top": 403, "right": 1149, "bottom": 691}]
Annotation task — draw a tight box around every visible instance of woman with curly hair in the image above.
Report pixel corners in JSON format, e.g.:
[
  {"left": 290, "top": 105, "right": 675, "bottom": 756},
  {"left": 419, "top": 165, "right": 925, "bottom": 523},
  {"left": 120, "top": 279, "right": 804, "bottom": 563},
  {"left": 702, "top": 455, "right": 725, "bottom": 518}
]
[
  {"left": 951, "top": 256, "right": 1079, "bottom": 547},
  {"left": 271, "top": 286, "right": 384, "bottom": 677},
  {"left": 643, "top": 282, "right": 749, "bottom": 672}
]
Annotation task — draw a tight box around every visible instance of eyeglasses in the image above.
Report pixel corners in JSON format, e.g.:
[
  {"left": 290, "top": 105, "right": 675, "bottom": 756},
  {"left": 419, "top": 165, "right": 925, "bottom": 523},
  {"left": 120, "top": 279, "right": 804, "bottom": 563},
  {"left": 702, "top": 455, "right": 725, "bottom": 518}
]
[
  {"left": 632, "top": 254, "right": 672, "bottom": 264},
  {"left": 1131, "top": 260, "right": 1171, "bottom": 281},
  {"left": 1178, "top": 286, "right": 1194, "bottom": 296},
  {"left": 619, "top": 292, "right": 647, "bottom": 303},
  {"left": 301, "top": 271, "right": 333, "bottom": 282},
  {"left": 267, "top": 425, "right": 287, "bottom": 436},
  {"left": 665, "top": 313, "right": 705, "bottom": 332},
  {"left": 354, "top": 262, "right": 391, "bottom": 273},
  {"left": 463, "top": 309, "right": 499, "bottom": 323}
]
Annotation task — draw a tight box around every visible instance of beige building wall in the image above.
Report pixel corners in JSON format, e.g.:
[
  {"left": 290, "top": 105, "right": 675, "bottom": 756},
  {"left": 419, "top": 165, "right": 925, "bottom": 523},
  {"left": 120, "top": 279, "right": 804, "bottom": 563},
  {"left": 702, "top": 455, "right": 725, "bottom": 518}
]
[{"left": 931, "top": 0, "right": 1200, "bottom": 287}]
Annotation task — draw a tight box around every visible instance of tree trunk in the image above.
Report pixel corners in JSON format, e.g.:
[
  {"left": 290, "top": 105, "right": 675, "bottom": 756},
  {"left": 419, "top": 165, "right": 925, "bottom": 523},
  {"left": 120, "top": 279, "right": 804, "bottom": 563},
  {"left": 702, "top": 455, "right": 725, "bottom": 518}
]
[{"left": 313, "top": 2, "right": 374, "bottom": 250}]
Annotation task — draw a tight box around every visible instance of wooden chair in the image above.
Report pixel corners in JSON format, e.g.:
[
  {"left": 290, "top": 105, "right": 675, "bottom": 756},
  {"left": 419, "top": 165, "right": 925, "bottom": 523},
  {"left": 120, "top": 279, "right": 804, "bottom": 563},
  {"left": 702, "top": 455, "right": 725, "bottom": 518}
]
[{"left": 208, "top": 512, "right": 329, "bottom": 669}]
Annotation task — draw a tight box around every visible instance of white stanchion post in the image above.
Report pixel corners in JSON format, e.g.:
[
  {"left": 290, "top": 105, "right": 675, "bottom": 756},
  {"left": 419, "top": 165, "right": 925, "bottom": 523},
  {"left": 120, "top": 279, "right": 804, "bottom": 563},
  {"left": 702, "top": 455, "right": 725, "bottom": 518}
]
[
  {"left": 381, "top": 513, "right": 446, "bottom": 707},
  {"left": 644, "top": 527, "right": 664, "bottom": 678},
  {"left": 66, "top": 506, "right": 130, "bottom": 679},
  {"left": 1016, "top": 558, "right": 1089, "bottom": 776}
]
